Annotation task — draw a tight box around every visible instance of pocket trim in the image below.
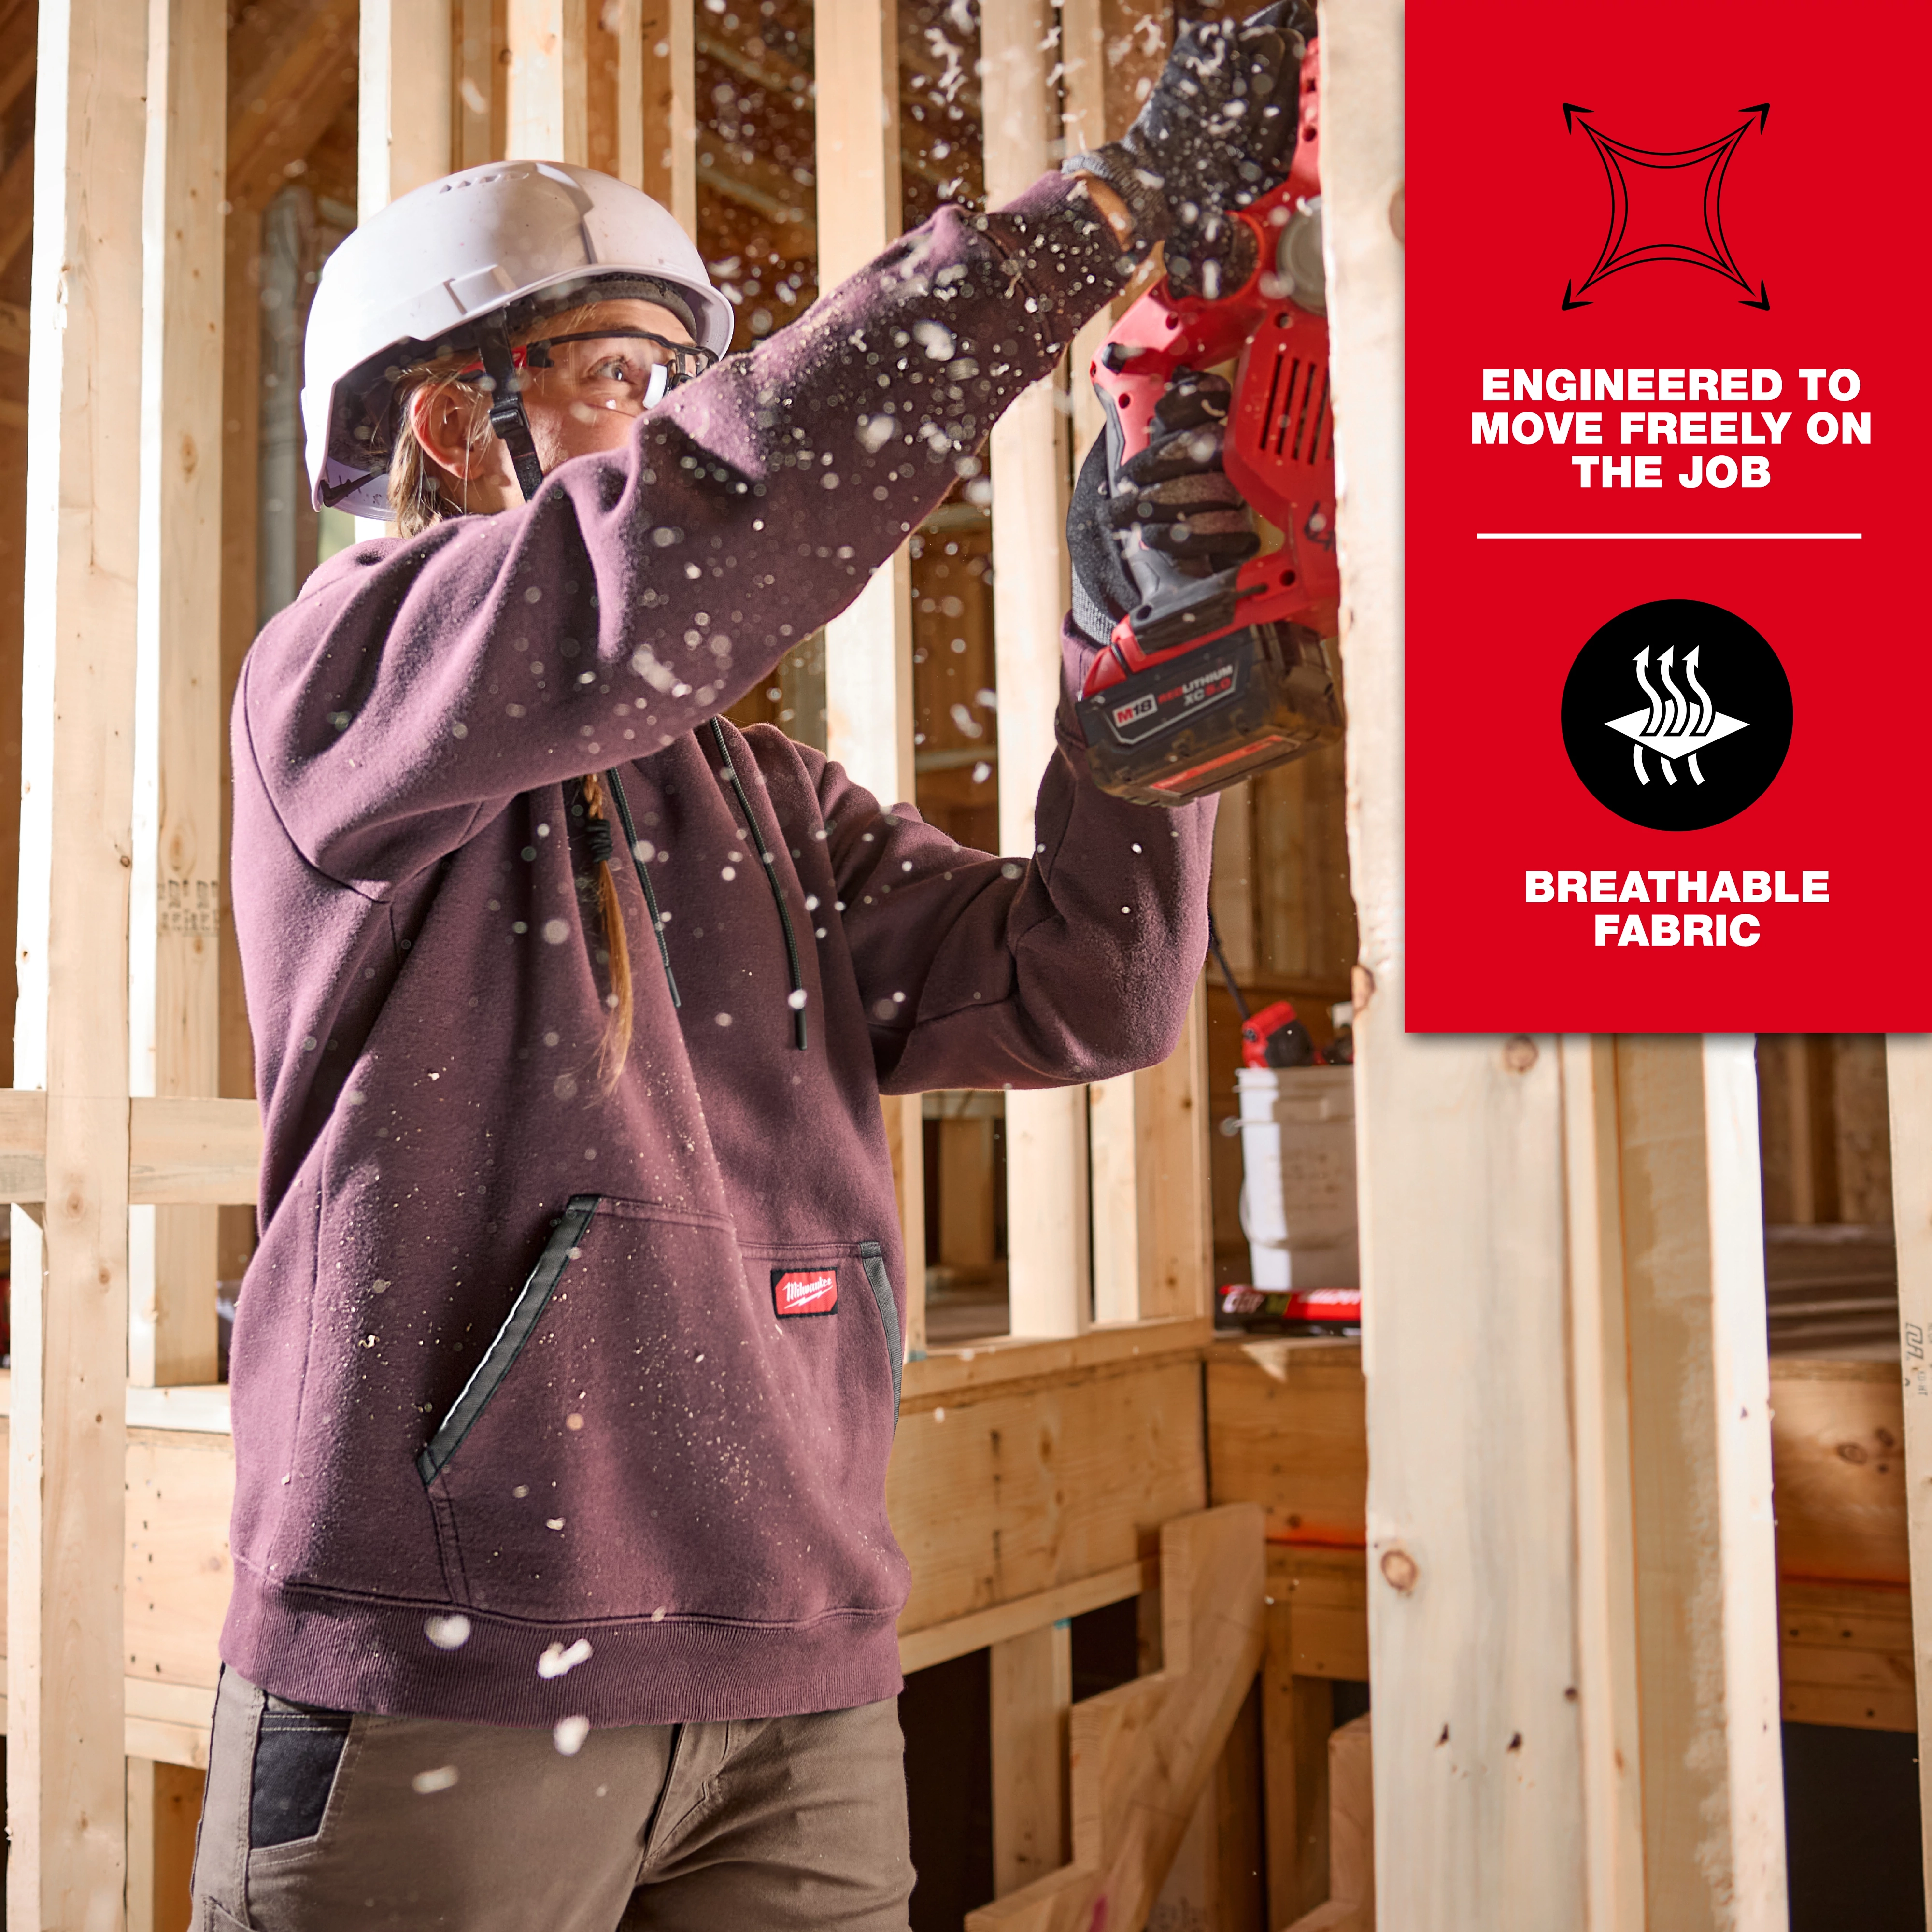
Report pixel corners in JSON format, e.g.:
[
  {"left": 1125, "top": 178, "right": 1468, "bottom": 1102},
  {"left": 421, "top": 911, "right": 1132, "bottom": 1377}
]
[
  {"left": 856, "top": 1241, "right": 903, "bottom": 1420},
  {"left": 416, "top": 1194, "right": 600, "bottom": 1484}
]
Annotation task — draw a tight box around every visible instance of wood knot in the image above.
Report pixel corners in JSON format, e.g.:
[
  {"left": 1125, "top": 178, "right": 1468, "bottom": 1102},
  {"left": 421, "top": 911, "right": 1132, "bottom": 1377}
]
[
  {"left": 1380, "top": 1548, "right": 1419, "bottom": 1592},
  {"left": 1503, "top": 1036, "right": 1538, "bottom": 1073}
]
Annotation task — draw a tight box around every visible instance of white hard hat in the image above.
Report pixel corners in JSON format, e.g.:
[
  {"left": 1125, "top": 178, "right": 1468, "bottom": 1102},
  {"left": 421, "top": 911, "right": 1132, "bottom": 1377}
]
[{"left": 303, "top": 160, "right": 735, "bottom": 516}]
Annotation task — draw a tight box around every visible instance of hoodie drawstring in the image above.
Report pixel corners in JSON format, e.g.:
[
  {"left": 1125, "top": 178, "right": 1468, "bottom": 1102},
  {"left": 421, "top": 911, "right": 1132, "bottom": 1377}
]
[
  {"left": 581, "top": 738, "right": 805, "bottom": 1053},
  {"left": 707, "top": 718, "right": 808, "bottom": 1051},
  {"left": 601, "top": 767, "right": 681, "bottom": 1011}
]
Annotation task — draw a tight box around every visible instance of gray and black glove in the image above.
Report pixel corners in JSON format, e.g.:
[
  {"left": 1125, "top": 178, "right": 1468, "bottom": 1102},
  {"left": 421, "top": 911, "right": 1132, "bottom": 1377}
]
[
  {"left": 1108, "top": 372, "right": 1259, "bottom": 572},
  {"left": 1066, "top": 371, "right": 1258, "bottom": 648},
  {"left": 1062, "top": 0, "right": 1310, "bottom": 288}
]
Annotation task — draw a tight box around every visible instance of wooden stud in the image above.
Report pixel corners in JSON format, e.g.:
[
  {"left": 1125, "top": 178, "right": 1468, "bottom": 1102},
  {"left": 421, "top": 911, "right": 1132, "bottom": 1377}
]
[
  {"left": 455, "top": 0, "right": 506, "bottom": 170},
  {"left": 1560, "top": 1034, "right": 1645, "bottom": 1932},
  {"left": 1132, "top": 980, "right": 1212, "bottom": 1320},
  {"left": 1884, "top": 1033, "right": 1932, "bottom": 1888},
  {"left": 1281, "top": 1713, "right": 1374, "bottom": 1932},
  {"left": 813, "top": 0, "right": 926, "bottom": 1360},
  {"left": 9, "top": 0, "right": 148, "bottom": 1904},
  {"left": 505, "top": 0, "right": 589, "bottom": 163},
  {"left": 126, "top": 1757, "right": 202, "bottom": 1932},
  {"left": 1210, "top": 779, "right": 1259, "bottom": 980},
  {"left": 938, "top": 1113, "right": 997, "bottom": 1270},
  {"left": 361, "top": 0, "right": 455, "bottom": 216},
  {"left": 1263, "top": 1649, "right": 1334, "bottom": 1925},
  {"left": 964, "top": 1503, "right": 1266, "bottom": 1932},
  {"left": 1087, "top": 1074, "right": 1139, "bottom": 1323},
  {"left": 1057, "top": 0, "right": 1110, "bottom": 463},
  {"left": 1327, "top": 7, "right": 1582, "bottom": 1921},
  {"left": 981, "top": 0, "right": 1089, "bottom": 1342},
  {"left": 990, "top": 1619, "right": 1073, "bottom": 1895},
  {"left": 625, "top": 0, "right": 696, "bottom": 231},
  {"left": 130, "top": 0, "right": 227, "bottom": 1390},
  {"left": 1618, "top": 1038, "right": 1786, "bottom": 1927}
]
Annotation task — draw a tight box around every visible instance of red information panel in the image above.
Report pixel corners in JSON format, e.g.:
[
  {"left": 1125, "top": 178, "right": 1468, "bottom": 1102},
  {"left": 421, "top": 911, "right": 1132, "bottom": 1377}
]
[{"left": 1406, "top": 3, "right": 1928, "bottom": 1031}]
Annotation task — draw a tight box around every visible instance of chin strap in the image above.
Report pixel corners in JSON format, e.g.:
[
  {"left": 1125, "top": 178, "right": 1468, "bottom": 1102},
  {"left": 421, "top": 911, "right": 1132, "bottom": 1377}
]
[{"left": 475, "top": 313, "right": 546, "bottom": 502}]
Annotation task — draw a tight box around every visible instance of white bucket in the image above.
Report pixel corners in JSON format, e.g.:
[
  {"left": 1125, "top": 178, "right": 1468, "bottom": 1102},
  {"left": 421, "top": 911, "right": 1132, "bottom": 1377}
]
[{"left": 1236, "top": 1065, "right": 1358, "bottom": 1289}]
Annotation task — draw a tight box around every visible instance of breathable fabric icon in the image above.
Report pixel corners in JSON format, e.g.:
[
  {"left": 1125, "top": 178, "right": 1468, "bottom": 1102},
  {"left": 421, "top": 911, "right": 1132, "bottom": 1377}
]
[
  {"left": 1560, "top": 600, "right": 1790, "bottom": 832},
  {"left": 1603, "top": 646, "right": 1748, "bottom": 786}
]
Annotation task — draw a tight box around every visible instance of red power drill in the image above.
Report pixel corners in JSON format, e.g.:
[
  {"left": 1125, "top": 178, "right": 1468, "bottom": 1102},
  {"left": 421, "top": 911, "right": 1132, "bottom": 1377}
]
[{"left": 1076, "top": 38, "right": 1345, "bottom": 807}]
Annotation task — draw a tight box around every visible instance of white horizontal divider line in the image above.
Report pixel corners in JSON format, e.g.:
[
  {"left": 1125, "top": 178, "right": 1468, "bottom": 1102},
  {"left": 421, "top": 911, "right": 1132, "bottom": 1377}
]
[{"left": 1475, "top": 531, "right": 1862, "bottom": 540}]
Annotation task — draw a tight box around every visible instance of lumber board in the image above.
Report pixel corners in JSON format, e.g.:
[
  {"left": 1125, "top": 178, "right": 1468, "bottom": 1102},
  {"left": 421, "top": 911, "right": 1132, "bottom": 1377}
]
[
  {"left": 363, "top": 0, "right": 455, "bottom": 213},
  {"left": 505, "top": 0, "right": 586, "bottom": 164},
  {"left": 1272, "top": 1545, "right": 1368, "bottom": 1681},
  {"left": 1560, "top": 1035, "right": 1646, "bottom": 1932},
  {"left": 814, "top": 0, "right": 927, "bottom": 1370},
  {"left": 11, "top": 0, "right": 148, "bottom": 1902},
  {"left": 1326, "top": 1714, "right": 1374, "bottom": 1919},
  {"left": 1768, "top": 1358, "right": 1907, "bottom": 1584},
  {"left": 132, "top": 0, "right": 227, "bottom": 1390},
  {"left": 1885, "top": 1035, "right": 1932, "bottom": 1876},
  {"left": 900, "top": 1313, "right": 1209, "bottom": 1408},
  {"left": 890, "top": 1357, "right": 1206, "bottom": 1634},
  {"left": 1777, "top": 1573, "right": 1914, "bottom": 1733},
  {"left": 1133, "top": 979, "right": 1214, "bottom": 1320},
  {"left": 1207, "top": 1337, "right": 1367, "bottom": 1546},
  {"left": 0, "top": 1663, "right": 217, "bottom": 1770},
  {"left": 628, "top": 0, "right": 696, "bottom": 230},
  {"left": 1263, "top": 1648, "right": 1334, "bottom": 1926},
  {"left": 128, "top": 1096, "right": 264, "bottom": 1206},
  {"left": 1088, "top": 1073, "right": 1140, "bottom": 1323},
  {"left": 982, "top": 0, "right": 1086, "bottom": 1344},
  {"left": 1150, "top": 1680, "right": 1266, "bottom": 1932},
  {"left": 0, "top": 1094, "right": 261, "bottom": 1206},
  {"left": 964, "top": 1503, "right": 1266, "bottom": 1932},
  {"left": 1609, "top": 1037, "right": 1786, "bottom": 1930},
  {"left": 991, "top": 1620, "right": 1072, "bottom": 1895},
  {"left": 899, "top": 1558, "right": 1152, "bottom": 1677},
  {"left": 126, "top": 1758, "right": 203, "bottom": 1932}
]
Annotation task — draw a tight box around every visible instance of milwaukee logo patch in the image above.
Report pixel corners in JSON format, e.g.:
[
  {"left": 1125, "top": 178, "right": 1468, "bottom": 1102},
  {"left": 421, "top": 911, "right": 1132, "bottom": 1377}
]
[{"left": 772, "top": 1267, "right": 839, "bottom": 1317}]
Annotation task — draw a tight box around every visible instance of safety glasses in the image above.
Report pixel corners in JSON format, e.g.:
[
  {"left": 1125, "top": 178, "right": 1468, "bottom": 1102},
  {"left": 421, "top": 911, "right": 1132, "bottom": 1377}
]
[{"left": 460, "top": 328, "right": 719, "bottom": 412}]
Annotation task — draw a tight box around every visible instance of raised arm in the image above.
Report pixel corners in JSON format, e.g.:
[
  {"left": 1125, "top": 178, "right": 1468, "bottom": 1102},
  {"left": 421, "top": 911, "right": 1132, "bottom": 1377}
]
[{"left": 241, "top": 176, "right": 1134, "bottom": 896}]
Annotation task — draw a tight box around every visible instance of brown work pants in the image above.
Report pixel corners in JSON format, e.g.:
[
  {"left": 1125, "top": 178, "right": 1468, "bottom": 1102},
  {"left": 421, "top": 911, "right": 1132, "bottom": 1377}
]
[{"left": 190, "top": 1669, "right": 915, "bottom": 1931}]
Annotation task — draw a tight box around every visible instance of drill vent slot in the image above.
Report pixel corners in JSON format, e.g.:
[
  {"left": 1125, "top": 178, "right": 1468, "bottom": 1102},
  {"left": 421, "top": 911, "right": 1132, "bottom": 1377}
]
[{"left": 1256, "top": 345, "right": 1333, "bottom": 467}]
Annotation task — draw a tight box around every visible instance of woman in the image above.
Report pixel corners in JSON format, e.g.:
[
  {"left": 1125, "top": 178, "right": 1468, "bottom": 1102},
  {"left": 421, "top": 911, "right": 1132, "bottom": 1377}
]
[{"left": 192, "top": 9, "right": 1304, "bottom": 1927}]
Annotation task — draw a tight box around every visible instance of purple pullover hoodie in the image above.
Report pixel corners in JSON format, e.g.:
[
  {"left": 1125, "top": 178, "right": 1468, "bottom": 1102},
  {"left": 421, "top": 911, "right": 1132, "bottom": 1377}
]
[{"left": 226, "top": 171, "right": 1214, "bottom": 1729}]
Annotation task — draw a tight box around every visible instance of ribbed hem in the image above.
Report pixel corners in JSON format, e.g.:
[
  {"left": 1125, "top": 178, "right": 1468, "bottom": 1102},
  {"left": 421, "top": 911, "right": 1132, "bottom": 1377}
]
[{"left": 222, "top": 1565, "right": 907, "bottom": 1729}]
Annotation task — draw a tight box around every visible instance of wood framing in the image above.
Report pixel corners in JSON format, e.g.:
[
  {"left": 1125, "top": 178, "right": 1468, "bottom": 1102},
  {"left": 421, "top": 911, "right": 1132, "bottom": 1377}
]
[
  {"left": 991, "top": 1620, "right": 1073, "bottom": 1894},
  {"left": 1885, "top": 1033, "right": 1932, "bottom": 1883},
  {"left": 11, "top": 0, "right": 150, "bottom": 1906},
  {"left": 131, "top": 0, "right": 227, "bottom": 1390},
  {"left": 505, "top": 0, "right": 585, "bottom": 164},
  {"left": 813, "top": 0, "right": 927, "bottom": 1355},
  {"left": 980, "top": 0, "right": 1087, "bottom": 1341},
  {"left": 361, "top": 0, "right": 454, "bottom": 213},
  {"left": 623, "top": 0, "right": 695, "bottom": 231},
  {"left": 964, "top": 1503, "right": 1267, "bottom": 1932}
]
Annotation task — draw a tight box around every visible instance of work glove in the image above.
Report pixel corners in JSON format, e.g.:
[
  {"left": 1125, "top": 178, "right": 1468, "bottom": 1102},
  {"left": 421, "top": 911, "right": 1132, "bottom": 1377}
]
[
  {"left": 1062, "top": 0, "right": 1311, "bottom": 295},
  {"left": 1066, "top": 370, "right": 1259, "bottom": 649}
]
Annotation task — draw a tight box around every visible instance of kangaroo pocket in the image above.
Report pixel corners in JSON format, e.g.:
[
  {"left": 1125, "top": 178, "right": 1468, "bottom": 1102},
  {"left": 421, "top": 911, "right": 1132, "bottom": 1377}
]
[{"left": 417, "top": 1195, "right": 908, "bottom": 1625}]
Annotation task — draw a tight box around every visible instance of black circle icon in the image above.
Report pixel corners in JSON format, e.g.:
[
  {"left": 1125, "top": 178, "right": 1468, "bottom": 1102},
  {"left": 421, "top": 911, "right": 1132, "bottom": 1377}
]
[{"left": 1559, "top": 599, "right": 1792, "bottom": 831}]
